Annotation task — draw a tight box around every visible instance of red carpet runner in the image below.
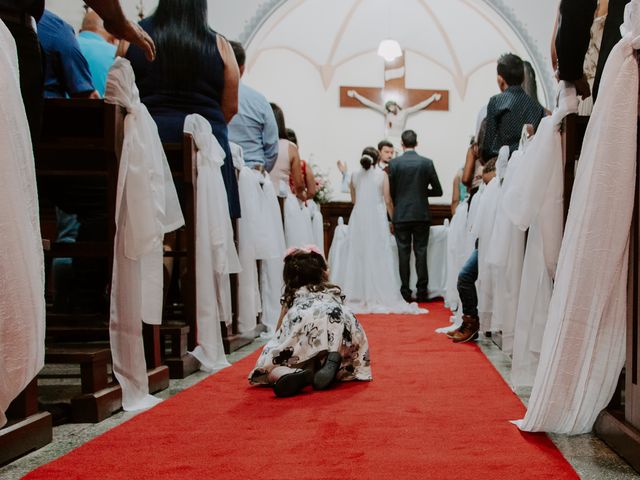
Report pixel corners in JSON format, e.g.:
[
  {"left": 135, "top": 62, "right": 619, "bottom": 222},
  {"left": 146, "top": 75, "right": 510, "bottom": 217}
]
[{"left": 27, "top": 302, "right": 578, "bottom": 479}]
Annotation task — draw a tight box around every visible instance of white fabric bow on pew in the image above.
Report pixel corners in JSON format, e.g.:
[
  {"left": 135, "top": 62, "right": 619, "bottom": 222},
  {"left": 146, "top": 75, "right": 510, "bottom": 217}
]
[
  {"left": 105, "top": 58, "right": 184, "bottom": 411},
  {"left": 0, "top": 20, "right": 46, "bottom": 427},
  {"left": 504, "top": 83, "right": 578, "bottom": 390},
  {"left": 184, "top": 114, "right": 240, "bottom": 372},
  {"left": 232, "top": 144, "right": 285, "bottom": 335},
  {"left": 515, "top": 1, "right": 640, "bottom": 434}
]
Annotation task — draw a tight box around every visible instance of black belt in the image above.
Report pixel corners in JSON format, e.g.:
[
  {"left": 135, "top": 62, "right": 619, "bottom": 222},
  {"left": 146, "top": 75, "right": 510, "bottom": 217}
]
[{"left": 0, "top": 9, "right": 33, "bottom": 28}]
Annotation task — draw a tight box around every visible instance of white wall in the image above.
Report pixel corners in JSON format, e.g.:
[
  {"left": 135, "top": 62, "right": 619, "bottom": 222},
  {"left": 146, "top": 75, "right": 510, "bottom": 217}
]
[{"left": 46, "top": 0, "right": 560, "bottom": 204}]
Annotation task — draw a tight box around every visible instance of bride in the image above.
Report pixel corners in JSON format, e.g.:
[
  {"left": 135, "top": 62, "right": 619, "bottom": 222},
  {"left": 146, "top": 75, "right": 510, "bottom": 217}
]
[{"left": 329, "top": 147, "right": 424, "bottom": 314}]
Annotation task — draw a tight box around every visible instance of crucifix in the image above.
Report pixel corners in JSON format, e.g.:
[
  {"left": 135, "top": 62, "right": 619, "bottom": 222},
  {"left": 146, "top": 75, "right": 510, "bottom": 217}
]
[{"left": 340, "top": 52, "right": 449, "bottom": 148}]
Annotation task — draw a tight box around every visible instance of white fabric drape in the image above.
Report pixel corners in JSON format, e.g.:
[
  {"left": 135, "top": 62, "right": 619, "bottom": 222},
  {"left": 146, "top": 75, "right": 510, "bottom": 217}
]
[
  {"left": 472, "top": 168, "right": 503, "bottom": 331},
  {"left": 445, "top": 201, "right": 473, "bottom": 313},
  {"left": 308, "top": 200, "right": 325, "bottom": 253},
  {"left": 486, "top": 147, "right": 527, "bottom": 355},
  {"left": 184, "top": 114, "right": 240, "bottom": 372},
  {"left": 516, "top": 4, "right": 640, "bottom": 434},
  {"left": 284, "top": 195, "right": 315, "bottom": 248},
  {"left": 258, "top": 175, "right": 286, "bottom": 335},
  {"left": 233, "top": 144, "right": 285, "bottom": 336},
  {"left": 504, "top": 84, "right": 578, "bottom": 389},
  {"left": 105, "top": 58, "right": 184, "bottom": 411},
  {"left": 0, "top": 20, "right": 46, "bottom": 427}
]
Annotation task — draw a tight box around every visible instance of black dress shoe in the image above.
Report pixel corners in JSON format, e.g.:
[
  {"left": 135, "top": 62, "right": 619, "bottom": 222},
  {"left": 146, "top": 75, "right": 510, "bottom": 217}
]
[
  {"left": 313, "top": 352, "right": 342, "bottom": 390},
  {"left": 273, "top": 369, "right": 313, "bottom": 397}
]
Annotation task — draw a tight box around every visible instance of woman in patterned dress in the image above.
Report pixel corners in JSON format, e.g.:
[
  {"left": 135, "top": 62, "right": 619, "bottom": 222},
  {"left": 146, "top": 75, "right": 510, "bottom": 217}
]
[{"left": 249, "top": 247, "right": 372, "bottom": 397}]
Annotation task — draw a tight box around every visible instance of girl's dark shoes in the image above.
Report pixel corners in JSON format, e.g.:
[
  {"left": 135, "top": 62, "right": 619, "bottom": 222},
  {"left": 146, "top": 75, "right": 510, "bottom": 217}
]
[
  {"left": 273, "top": 369, "right": 313, "bottom": 397},
  {"left": 313, "top": 352, "right": 342, "bottom": 390}
]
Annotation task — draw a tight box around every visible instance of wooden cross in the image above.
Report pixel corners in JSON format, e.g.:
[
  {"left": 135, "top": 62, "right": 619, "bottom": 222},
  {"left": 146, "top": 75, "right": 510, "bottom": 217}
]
[{"left": 340, "top": 53, "right": 449, "bottom": 112}]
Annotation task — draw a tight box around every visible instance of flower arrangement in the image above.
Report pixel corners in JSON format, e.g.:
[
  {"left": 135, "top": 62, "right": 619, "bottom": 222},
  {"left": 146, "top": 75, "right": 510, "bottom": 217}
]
[{"left": 311, "top": 164, "right": 332, "bottom": 204}]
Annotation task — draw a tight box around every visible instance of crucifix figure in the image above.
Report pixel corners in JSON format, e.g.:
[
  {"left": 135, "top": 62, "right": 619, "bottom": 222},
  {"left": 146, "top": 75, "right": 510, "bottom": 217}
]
[{"left": 341, "top": 52, "right": 449, "bottom": 150}]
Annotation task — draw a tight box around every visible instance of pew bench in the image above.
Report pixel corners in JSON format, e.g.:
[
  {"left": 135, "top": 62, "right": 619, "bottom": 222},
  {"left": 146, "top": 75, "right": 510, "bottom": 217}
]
[{"left": 35, "top": 98, "right": 169, "bottom": 421}]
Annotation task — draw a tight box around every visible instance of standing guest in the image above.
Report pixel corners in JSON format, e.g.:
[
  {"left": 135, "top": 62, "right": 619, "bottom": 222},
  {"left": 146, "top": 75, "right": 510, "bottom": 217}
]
[
  {"left": 389, "top": 130, "right": 443, "bottom": 303},
  {"left": 77, "top": 8, "right": 118, "bottom": 97},
  {"left": 124, "top": 0, "right": 241, "bottom": 218},
  {"left": 555, "top": 0, "right": 626, "bottom": 101},
  {"left": 449, "top": 158, "right": 497, "bottom": 344},
  {"left": 37, "top": 10, "right": 98, "bottom": 99},
  {"left": 482, "top": 53, "right": 545, "bottom": 160},
  {"left": 228, "top": 41, "right": 279, "bottom": 173},
  {"left": 286, "top": 128, "right": 317, "bottom": 200},
  {"left": 268, "top": 103, "right": 304, "bottom": 199},
  {"left": 0, "top": 0, "right": 155, "bottom": 141}
]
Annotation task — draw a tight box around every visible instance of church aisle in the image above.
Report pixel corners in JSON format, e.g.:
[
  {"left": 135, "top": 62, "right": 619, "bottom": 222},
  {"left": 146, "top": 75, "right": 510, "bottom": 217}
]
[{"left": 21, "top": 302, "right": 580, "bottom": 480}]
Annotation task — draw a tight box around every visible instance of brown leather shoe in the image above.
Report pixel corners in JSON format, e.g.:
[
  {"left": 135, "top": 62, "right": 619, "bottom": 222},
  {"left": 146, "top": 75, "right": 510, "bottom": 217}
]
[{"left": 450, "top": 315, "right": 480, "bottom": 343}]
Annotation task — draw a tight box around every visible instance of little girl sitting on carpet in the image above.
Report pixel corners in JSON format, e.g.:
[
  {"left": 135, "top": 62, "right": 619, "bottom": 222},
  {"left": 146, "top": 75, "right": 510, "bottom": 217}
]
[{"left": 248, "top": 246, "right": 372, "bottom": 397}]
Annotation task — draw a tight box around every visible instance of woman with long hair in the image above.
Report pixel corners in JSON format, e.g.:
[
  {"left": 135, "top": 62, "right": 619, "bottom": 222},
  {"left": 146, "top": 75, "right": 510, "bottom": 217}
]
[
  {"left": 329, "top": 147, "right": 424, "bottom": 314},
  {"left": 122, "top": 0, "right": 241, "bottom": 218},
  {"left": 268, "top": 103, "right": 311, "bottom": 248}
]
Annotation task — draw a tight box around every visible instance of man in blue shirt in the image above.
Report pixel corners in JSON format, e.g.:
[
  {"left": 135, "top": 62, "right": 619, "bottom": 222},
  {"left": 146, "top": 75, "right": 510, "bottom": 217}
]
[
  {"left": 37, "top": 9, "right": 97, "bottom": 99},
  {"left": 228, "top": 41, "right": 279, "bottom": 172},
  {"left": 77, "top": 8, "right": 117, "bottom": 97}
]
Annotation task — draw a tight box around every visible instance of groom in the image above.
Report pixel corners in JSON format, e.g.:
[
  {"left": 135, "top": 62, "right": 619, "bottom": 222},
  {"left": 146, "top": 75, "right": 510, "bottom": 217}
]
[{"left": 389, "top": 130, "right": 443, "bottom": 303}]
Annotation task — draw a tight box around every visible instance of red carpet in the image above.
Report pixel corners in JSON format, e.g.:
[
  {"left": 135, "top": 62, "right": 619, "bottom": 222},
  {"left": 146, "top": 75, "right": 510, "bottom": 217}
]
[{"left": 26, "top": 302, "right": 578, "bottom": 479}]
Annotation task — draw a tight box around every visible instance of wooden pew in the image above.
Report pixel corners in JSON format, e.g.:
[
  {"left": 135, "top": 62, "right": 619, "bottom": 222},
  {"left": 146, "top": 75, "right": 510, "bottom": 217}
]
[
  {"left": 161, "top": 137, "right": 200, "bottom": 378},
  {"left": 563, "top": 114, "right": 640, "bottom": 472},
  {"left": 35, "top": 98, "right": 169, "bottom": 423},
  {"left": 0, "top": 380, "right": 52, "bottom": 466}
]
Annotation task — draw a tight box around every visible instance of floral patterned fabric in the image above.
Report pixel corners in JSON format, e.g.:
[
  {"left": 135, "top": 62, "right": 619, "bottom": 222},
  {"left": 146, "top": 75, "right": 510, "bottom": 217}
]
[{"left": 249, "top": 287, "right": 372, "bottom": 385}]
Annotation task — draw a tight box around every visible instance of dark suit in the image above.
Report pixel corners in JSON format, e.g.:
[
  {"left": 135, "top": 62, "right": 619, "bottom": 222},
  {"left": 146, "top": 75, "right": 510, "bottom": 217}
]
[
  {"left": 389, "top": 150, "right": 442, "bottom": 300},
  {"left": 556, "top": 0, "right": 630, "bottom": 99}
]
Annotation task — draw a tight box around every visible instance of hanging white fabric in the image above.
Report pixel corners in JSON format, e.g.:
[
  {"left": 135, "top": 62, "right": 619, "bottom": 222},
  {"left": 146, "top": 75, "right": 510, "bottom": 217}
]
[
  {"left": 284, "top": 194, "right": 315, "bottom": 248},
  {"left": 504, "top": 83, "right": 579, "bottom": 389},
  {"left": 486, "top": 144, "right": 528, "bottom": 355},
  {"left": 184, "top": 114, "right": 240, "bottom": 372},
  {"left": 473, "top": 147, "right": 507, "bottom": 332},
  {"left": 105, "top": 58, "right": 184, "bottom": 411},
  {"left": 308, "top": 200, "right": 325, "bottom": 253},
  {"left": 0, "top": 20, "right": 46, "bottom": 427},
  {"left": 259, "top": 175, "right": 286, "bottom": 335},
  {"left": 515, "top": 3, "right": 640, "bottom": 434}
]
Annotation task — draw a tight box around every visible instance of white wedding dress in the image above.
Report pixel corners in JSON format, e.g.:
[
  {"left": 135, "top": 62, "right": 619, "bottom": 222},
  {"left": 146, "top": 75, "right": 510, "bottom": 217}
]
[{"left": 329, "top": 167, "right": 424, "bottom": 314}]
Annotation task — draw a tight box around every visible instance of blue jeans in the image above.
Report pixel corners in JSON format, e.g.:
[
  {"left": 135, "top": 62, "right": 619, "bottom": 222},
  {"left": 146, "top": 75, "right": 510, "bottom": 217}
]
[{"left": 457, "top": 249, "right": 478, "bottom": 317}]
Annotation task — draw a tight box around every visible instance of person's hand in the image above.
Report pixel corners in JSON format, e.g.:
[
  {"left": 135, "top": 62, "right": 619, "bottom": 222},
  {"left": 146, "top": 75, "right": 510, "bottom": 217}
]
[
  {"left": 573, "top": 76, "right": 591, "bottom": 100},
  {"left": 104, "top": 18, "right": 156, "bottom": 61},
  {"left": 337, "top": 160, "right": 348, "bottom": 174},
  {"left": 434, "top": 93, "right": 442, "bottom": 101},
  {"left": 347, "top": 90, "right": 356, "bottom": 98},
  {"left": 389, "top": 222, "right": 395, "bottom": 235}
]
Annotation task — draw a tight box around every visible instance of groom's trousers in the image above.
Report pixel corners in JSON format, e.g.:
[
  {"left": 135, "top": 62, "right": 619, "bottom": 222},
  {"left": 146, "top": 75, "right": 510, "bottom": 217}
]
[{"left": 394, "top": 222, "right": 430, "bottom": 300}]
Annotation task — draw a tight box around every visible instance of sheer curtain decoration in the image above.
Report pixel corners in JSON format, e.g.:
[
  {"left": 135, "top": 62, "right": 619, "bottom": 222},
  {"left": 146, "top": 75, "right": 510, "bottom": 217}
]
[
  {"left": 515, "top": 2, "right": 640, "bottom": 434},
  {"left": 105, "top": 58, "right": 184, "bottom": 411},
  {"left": 0, "top": 20, "right": 46, "bottom": 427},
  {"left": 233, "top": 143, "right": 286, "bottom": 335},
  {"left": 184, "top": 114, "right": 240, "bottom": 372},
  {"left": 503, "top": 83, "right": 578, "bottom": 389}
]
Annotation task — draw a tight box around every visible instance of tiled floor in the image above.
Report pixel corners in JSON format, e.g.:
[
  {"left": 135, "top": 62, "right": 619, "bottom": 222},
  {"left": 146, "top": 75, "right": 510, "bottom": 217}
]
[{"left": 1, "top": 334, "right": 638, "bottom": 480}]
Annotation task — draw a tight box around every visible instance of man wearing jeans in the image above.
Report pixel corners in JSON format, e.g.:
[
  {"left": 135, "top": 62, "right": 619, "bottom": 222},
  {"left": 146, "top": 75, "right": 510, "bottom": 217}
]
[
  {"left": 450, "top": 159, "right": 497, "bottom": 343},
  {"left": 389, "top": 130, "right": 442, "bottom": 303}
]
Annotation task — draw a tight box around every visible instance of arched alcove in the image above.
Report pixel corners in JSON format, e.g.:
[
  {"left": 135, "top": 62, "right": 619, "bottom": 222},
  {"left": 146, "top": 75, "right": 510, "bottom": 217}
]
[{"left": 240, "top": 0, "right": 551, "bottom": 201}]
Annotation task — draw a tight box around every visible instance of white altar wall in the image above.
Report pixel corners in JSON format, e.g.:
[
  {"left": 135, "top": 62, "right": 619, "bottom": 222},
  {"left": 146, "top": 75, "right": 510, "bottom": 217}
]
[{"left": 47, "top": 0, "right": 560, "bottom": 203}]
